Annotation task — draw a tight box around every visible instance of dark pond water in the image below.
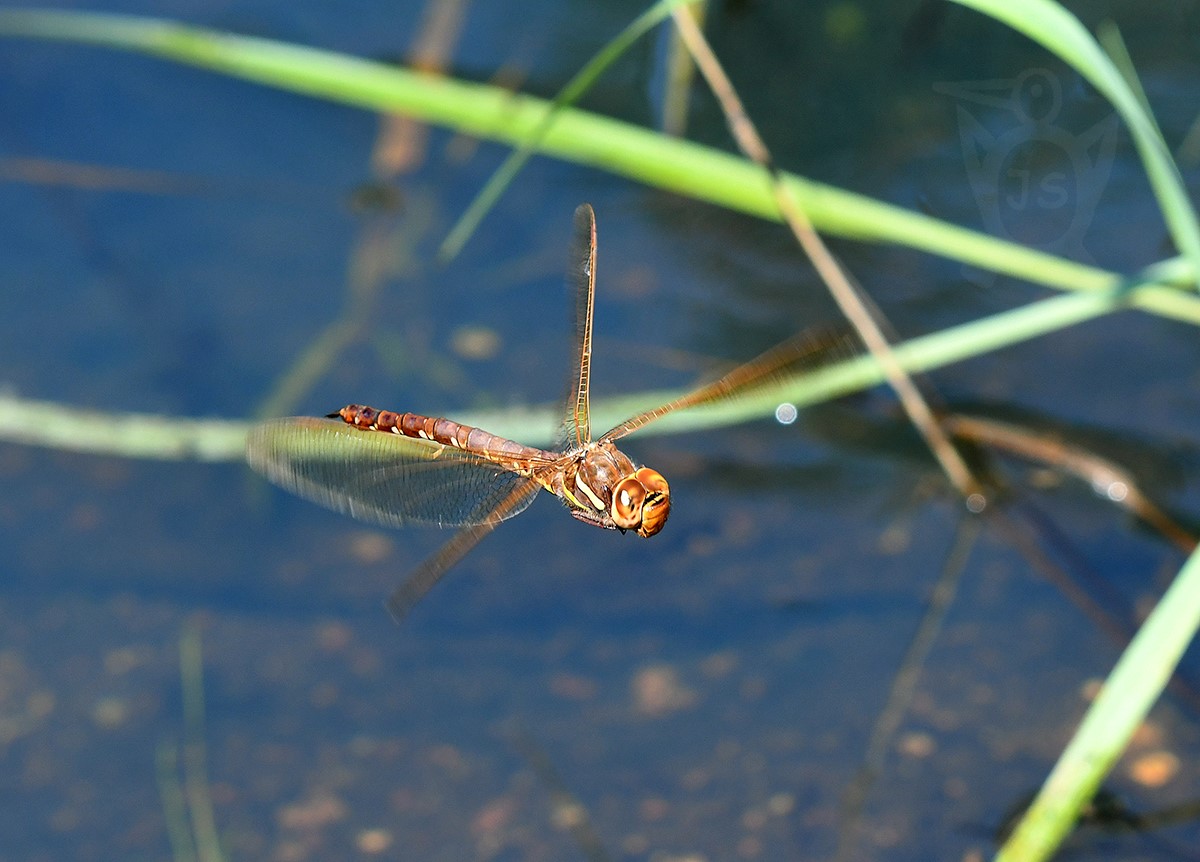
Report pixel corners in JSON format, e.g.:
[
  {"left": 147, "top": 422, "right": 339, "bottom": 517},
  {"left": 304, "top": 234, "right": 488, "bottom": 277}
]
[{"left": 1, "top": 1, "right": 1199, "bottom": 860}]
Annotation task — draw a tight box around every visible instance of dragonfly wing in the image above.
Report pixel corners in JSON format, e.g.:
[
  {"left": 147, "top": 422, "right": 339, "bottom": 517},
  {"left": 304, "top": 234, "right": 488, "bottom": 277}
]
[
  {"left": 246, "top": 417, "right": 541, "bottom": 528},
  {"left": 600, "top": 328, "right": 859, "bottom": 442},
  {"left": 385, "top": 479, "right": 541, "bottom": 621},
  {"left": 561, "top": 203, "right": 597, "bottom": 448}
]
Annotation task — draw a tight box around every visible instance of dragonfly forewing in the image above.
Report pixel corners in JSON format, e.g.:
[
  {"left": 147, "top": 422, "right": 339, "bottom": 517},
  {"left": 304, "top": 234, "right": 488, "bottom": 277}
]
[
  {"left": 599, "top": 328, "right": 858, "bottom": 443},
  {"left": 562, "top": 202, "right": 597, "bottom": 449},
  {"left": 246, "top": 417, "right": 542, "bottom": 529}
]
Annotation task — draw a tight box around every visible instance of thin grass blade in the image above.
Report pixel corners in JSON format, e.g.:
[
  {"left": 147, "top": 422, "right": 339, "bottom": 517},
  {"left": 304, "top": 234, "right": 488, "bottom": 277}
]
[
  {"left": 995, "top": 545, "right": 1200, "bottom": 861},
  {"left": 439, "top": 0, "right": 700, "bottom": 261}
]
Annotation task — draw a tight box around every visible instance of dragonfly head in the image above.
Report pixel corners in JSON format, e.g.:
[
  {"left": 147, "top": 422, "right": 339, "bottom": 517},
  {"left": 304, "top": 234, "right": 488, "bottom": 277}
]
[{"left": 611, "top": 467, "right": 671, "bottom": 538}]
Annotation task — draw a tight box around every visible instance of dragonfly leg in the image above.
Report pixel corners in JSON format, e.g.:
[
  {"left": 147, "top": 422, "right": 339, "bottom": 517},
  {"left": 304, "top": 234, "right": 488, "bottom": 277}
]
[{"left": 569, "top": 506, "right": 622, "bottom": 532}]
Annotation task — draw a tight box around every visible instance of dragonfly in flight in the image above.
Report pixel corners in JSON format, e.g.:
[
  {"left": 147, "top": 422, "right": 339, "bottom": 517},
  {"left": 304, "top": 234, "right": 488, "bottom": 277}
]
[{"left": 247, "top": 204, "right": 844, "bottom": 620}]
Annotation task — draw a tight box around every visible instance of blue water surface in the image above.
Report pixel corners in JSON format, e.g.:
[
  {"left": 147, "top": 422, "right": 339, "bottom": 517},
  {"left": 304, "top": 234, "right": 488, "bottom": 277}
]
[{"left": 1, "top": 2, "right": 1199, "bottom": 860}]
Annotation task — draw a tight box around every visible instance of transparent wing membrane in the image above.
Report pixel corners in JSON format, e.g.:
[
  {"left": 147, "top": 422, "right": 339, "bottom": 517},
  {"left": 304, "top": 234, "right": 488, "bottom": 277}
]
[
  {"left": 561, "top": 203, "right": 597, "bottom": 449},
  {"left": 601, "top": 329, "right": 859, "bottom": 442},
  {"left": 384, "top": 480, "right": 541, "bottom": 621},
  {"left": 246, "top": 417, "right": 542, "bottom": 529}
]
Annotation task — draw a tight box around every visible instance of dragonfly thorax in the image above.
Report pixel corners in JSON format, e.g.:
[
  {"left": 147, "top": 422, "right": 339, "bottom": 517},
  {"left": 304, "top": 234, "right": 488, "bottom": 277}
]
[{"left": 559, "top": 441, "right": 671, "bottom": 538}]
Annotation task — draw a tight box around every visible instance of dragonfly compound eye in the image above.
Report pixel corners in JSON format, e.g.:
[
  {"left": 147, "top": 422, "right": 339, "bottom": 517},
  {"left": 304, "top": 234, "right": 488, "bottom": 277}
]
[
  {"left": 610, "top": 475, "right": 646, "bottom": 530},
  {"left": 633, "top": 467, "right": 670, "bottom": 538},
  {"left": 611, "top": 469, "right": 671, "bottom": 537}
]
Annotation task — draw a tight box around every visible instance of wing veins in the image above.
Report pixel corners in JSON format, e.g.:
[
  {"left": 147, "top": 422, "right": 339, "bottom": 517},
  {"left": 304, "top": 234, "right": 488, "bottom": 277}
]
[
  {"left": 563, "top": 203, "right": 597, "bottom": 448},
  {"left": 600, "top": 329, "right": 858, "bottom": 442}
]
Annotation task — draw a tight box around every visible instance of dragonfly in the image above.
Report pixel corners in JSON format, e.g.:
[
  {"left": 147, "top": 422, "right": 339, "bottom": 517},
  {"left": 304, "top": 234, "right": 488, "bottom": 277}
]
[{"left": 247, "top": 204, "right": 845, "bottom": 620}]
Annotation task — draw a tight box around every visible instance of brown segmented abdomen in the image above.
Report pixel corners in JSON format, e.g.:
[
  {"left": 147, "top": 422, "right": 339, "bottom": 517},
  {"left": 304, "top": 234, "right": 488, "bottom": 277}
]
[{"left": 333, "top": 404, "right": 552, "bottom": 468}]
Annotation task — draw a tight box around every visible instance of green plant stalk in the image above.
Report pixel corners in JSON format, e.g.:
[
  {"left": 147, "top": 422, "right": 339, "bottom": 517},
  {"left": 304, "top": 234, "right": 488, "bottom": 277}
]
[
  {"left": 995, "top": 545, "right": 1200, "bottom": 861},
  {"left": 0, "top": 9, "right": 1198, "bottom": 323},
  {"left": 0, "top": 285, "right": 1133, "bottom": 460}
]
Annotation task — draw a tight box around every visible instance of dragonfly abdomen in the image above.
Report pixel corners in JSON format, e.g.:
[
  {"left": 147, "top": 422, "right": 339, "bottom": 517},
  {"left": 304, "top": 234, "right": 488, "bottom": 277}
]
[{"left": 331, "top": 404, "right": 549, "bottom": 466}]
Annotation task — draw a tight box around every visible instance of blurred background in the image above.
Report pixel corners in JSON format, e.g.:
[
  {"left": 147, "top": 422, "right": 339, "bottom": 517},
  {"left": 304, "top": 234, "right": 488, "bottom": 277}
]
[{"left": 1, "top": 1, "right": 1199, "bottom": 860}]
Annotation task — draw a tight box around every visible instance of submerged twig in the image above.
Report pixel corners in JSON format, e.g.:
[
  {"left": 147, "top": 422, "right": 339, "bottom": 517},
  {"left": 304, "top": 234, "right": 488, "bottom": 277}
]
[
  {"left": 835, "top": 517, "right": 981, "bottom": 861},
  {"left": 657, "top": 0, "right": 705, "bottom": 136},
  {"left": 0, "top": 156, "right": 206, "bottom": 195},
  {"left": 372, "top": 0, "right": 469, "bottom": 177},
  {"left": 945, "top": 414, "right": 1197, "bottom": 553},
  {"left": 509, "top": 728, "right": 612, "bottom": 862}
]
